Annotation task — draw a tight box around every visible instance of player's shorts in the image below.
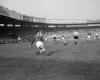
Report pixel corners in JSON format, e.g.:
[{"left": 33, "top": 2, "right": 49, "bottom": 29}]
[
  {"left": 74, "top": 36, "right": 78, "bottom": 39},
  {"left": 36, "top": 41, "right": 44, "bottom": 49}
]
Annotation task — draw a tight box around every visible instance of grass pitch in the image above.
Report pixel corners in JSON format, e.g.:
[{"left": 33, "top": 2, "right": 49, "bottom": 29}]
[{"left": 0, "top": 40, "right": 100, "bottom": 80}]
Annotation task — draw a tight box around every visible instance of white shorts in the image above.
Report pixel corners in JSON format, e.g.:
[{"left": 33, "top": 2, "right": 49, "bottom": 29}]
[{"left": 36, "top": 41, "right": 43, "bottom": 48}]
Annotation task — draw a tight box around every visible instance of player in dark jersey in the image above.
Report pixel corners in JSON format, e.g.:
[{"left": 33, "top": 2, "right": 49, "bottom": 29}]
[{"left": 30, "top": 30, "right": 46, "bottom": 55}]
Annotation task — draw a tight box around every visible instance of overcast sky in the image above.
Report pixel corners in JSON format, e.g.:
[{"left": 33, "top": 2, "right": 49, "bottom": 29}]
[{"left": 0, "top": 0, "right": 100, "bottom": 19}]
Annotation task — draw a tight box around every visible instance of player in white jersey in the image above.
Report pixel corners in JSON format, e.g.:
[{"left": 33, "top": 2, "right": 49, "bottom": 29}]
[
  {"left": 17, "top": 36, "right": 21, "bottom": 44},
  {"left": 61, "top": 35, "right": 68, "bottom": 46},
  {"left": 95, "top": 32, "right": 99, "bottom": 40},
  {"left": 73, "top": 31, "right": 79, "bottom": 45},
  {"left": 30, "top": 30, "right": 46, "bottom": 55}
]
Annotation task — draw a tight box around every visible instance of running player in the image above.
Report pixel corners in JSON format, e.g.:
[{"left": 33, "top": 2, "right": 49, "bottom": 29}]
[
  {"left": 30, "top": 30, "right": 46, "bottom": 55},
  {"left": 61, "top": 35, "right": 68, "bottom": 46},
  {"left": 17, "top": 36, "right": 21, "bottom": 44},
  {"left": 87, "top": 32, "right": 92, "bottom": 40},
  {"left": 73, "top": 31, "right": 79, "bottom": 45},
  {"left": 95, "top": 32, "right": 99, "bottom": 40}
]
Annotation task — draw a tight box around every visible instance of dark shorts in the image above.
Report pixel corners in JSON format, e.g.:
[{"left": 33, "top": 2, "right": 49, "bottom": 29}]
[
  {"left": 53, "top": 37, "right": 56, "bottom": 40},
  {"left": 74, "top": 36, "right": 78, "bottom": 39}
]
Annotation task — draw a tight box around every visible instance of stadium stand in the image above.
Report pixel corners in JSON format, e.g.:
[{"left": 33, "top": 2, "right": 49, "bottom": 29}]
[{"left": 0, "top": 5, "right": 100, "bottom": 44}]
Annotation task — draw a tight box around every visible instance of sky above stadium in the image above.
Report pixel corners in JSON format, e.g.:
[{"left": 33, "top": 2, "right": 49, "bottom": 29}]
[{"left": 0, "top": 0, "right": 100, "bottom": 19}]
